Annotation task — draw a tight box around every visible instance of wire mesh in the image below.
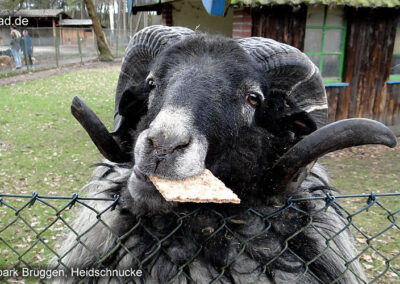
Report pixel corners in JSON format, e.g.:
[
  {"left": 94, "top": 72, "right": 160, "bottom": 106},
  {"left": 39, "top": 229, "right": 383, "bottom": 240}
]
[
  {"left": 0, "top": 27, "right": 131, "bottom": 74},
  {"left": 0, "top": 191, "right": 398, "bottom": 283}
]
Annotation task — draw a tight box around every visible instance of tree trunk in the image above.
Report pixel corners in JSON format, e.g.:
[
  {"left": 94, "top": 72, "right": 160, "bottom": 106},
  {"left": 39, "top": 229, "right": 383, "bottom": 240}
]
[{"left": 84, "top": 0, "right": 114, "bottom": 61}]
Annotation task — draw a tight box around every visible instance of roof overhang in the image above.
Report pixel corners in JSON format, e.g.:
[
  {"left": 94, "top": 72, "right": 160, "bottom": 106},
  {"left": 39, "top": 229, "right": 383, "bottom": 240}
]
[
  {"left": 128, "top": 0, "right": 229, "bottom": 15},
  {"left": 230, "top": 0, "right": 400, "bottom": 8},
  {"left": 59, "top": 19, "right": 93, "bottom": 26},
  {"left": 0, "top": 9, "right": 70, "bottom": 18},
  {"left": 128, "top": 0, "right": 176, "bottom": 14}
]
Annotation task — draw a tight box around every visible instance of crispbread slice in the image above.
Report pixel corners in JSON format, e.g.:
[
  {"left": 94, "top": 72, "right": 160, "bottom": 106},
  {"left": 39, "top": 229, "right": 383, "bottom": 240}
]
[{"left": 149, "top": 169, "right": 240, "bottom": 204}]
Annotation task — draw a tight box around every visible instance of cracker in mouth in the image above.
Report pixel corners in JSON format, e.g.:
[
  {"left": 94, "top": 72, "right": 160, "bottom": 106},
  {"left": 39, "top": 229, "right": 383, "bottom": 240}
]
[{"left": 149, "top": 169, "right": 241, "bottom": 204}]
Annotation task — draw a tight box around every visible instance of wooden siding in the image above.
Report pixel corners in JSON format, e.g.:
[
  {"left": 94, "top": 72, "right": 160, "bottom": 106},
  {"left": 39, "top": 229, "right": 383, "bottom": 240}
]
[
  {"left": 326, "top": 87, "right": 347, "bottom": 123},
  {"left": 60, "top": 28, "right": 94, "bottom": 45},
  {"left": 339, "top": 8, "right": 399, "bottom": 122},
  {"left": 251, "top": 5, "right": 307, "bottom": 51},
  {"left": 327, "top": 84, "right": 400, "bottom": 125},
  {"left": 385, "top": 84, "right": 400, "bottom": 125},
  {"left": 249, "top": 5, "right": 400, "bottom": 125}
]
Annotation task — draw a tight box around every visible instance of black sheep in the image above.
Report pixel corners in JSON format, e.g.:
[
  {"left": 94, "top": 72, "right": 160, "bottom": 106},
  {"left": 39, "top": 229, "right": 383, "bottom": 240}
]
[{"left": 50, "top": 26, "right": 397, "bottom": 283}]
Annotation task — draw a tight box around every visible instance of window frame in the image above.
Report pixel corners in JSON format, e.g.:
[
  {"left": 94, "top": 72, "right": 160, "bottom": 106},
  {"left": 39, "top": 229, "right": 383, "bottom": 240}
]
[
  {"left": 389, "top": 26, "right": 400, "bottom": 82},
  {"left": 304, "top": 6, "right": 347, "bottom": 83}
]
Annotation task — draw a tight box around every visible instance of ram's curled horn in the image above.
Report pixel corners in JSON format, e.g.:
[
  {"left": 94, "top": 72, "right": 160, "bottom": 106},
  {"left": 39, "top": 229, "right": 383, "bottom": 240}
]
[
  {"left": 71, "top": 26, "right": 194, "bottom": 162},
  {"left": 71, "top": 96, "right": 130, "bottom": 163},
  {"left": 269, "top": 118, "right": 397, "bottom": 194},
  {"left": 113, "top": 25, "right": 194, "bottom": 136},
  {"left": 234, "top": 38, "right": 395, "bottom": 195},
  {"left": 237, "top": 37, "right": 328, "bottom": 129}
]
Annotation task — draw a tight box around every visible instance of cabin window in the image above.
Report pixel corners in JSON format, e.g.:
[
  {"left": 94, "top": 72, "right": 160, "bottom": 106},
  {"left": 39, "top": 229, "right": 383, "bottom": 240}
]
[
  {"left": 389, "top": 23, "right": 400, "bottom": 81},
  {"left": 304, "top": 5, "right": 347, "bottom": 83}
]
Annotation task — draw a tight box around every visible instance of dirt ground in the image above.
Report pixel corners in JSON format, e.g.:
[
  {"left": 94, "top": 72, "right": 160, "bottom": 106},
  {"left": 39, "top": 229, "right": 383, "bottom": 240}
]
[
  {"left": 324, "top": 142, "right": 400, "bottom": 159},
  {"left": 0, "top": 59, "right": 122, "bottom": 87}
]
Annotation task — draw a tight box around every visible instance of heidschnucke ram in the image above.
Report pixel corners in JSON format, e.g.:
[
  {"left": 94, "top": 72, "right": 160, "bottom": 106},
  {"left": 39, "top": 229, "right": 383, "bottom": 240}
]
[{"left": 50, "top": 25, "right": 397, "bottom": 283}]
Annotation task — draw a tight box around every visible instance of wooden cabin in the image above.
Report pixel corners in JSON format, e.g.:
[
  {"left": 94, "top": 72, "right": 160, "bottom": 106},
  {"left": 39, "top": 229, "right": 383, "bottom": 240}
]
[
  {"left": 59, "top": 19, "right": 94, "bottom": 46},
  {"left": 131, "top": 0, "right": 400, "bottom": 126},
  {"left": 0, "top": 9, "right": 70, "bottom": 46},
  {"left": 231, "top": 1, "right": 400, "bottom": 125}
]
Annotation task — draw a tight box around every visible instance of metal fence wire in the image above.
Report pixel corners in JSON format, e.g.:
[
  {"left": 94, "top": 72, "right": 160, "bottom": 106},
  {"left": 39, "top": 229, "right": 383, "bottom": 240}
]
[
  {"left": 0, "top": 27, "right": 131, "bottom": 74},
  {"left": 0, "top": 191, "right": 399, "bottom": 283}
]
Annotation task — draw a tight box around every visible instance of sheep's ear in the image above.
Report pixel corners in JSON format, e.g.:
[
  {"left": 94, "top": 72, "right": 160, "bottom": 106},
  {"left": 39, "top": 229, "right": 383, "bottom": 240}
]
[
  {"left": 111, "top": 82, "right": 149, "bottom": 155},
  {"left": 118, "top": 82, "right": 148, "bottom": 123},
  {"left": 275, "top": 107, "right": 317, "bottom": 137},
  {"left": 255, "top": 98, "right": 317, "bottom": 138}
]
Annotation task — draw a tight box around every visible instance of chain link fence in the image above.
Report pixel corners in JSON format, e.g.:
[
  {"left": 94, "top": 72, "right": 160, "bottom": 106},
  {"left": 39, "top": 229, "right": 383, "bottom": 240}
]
[
  {"left": 0, "top": 191, "right": 398, "bottom": 283},
  {"left": 0, "top": 27, "right": 132, "bottom": 74}
]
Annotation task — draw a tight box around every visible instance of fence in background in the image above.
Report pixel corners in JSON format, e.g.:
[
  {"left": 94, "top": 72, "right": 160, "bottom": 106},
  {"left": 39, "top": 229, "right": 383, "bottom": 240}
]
[
  {"left": 0, "top": 191, "right": 398, "bottom": 283},
  {"left": 0, "top": 27, "right": 132, "bottom": 73}
]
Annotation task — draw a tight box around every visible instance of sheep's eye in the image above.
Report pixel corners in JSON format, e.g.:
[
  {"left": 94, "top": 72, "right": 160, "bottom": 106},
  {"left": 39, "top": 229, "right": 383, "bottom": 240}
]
[
  {"left": 147, "top": 79, "right": 156, "bottom": 90},
  {"left": 246, "top": 93, "right": 261, "bottom": 107}
]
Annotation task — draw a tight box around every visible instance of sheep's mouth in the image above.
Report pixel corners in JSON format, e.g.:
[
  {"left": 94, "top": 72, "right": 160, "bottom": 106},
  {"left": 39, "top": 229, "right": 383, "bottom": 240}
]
[
  {"left": 133, "top": 165, "right": 151, "bottom": 183},
  {"left": 132, "top": 162, "right": 241, "bottom": 204}
]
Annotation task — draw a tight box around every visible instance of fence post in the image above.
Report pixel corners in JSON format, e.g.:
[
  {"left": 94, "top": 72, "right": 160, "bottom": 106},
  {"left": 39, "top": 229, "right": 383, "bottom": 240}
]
[
  {"left": 23, "top": 36, "right": 29, "bottom": 72},
  {"left": 77, "top": 30, "right": 83, "bottom": 65},
  {"left": 114, "top": 30, "right": 118, "bottom": 58},
  {"left": 94, "top": 32, "right": 99, "bottom": 56},
  {"left": 54, "top": 28, "right": 60, "bottom": 68}
]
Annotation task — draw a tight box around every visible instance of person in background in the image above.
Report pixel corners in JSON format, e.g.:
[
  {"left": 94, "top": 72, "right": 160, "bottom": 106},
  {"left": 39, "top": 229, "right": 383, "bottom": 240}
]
[
  {"left": 20, "top": 30, "right": 33, "bottom": 68},
  {"left": 10, "top": 25, "right": 22, "bottom": 70}
]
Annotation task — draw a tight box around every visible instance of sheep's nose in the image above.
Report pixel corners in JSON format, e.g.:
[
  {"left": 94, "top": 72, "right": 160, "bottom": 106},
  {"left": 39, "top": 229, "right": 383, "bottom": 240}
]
[{"left": 148, "top": 133, "right": 191, "bottom": 155}]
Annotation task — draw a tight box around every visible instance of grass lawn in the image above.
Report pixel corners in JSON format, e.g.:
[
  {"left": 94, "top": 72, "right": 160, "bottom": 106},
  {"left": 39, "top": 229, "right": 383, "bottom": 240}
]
[
  {"left": 0, "top": 68, "right": 119, "bottom": 195},
  {"left": 0, "top": 67, "right": 120, "bottom": 276},
  {"left": 0, "top": 68, "right": 398, "bottom": 282},
  {"left": 320, "top": 147, "right": 400, "bottom": 282}
]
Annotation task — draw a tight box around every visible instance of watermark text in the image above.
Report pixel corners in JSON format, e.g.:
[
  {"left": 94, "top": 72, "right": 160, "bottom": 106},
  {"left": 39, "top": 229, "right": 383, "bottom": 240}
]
[
  {"left": 0, "top": 16, "right": 29, "bottom": 26},
  {"left": 0, "top": 268, "right": 143, "bottom": 279}
]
